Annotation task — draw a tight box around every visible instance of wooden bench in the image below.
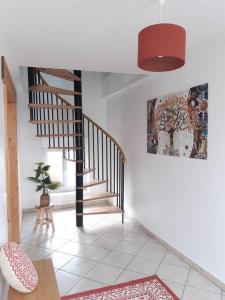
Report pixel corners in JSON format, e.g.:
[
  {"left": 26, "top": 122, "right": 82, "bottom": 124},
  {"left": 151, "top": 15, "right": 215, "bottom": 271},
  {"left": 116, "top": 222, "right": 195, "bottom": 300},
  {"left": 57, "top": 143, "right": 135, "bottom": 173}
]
[{"left": 8, "top": 259, "right": 60, "bottom": 300}]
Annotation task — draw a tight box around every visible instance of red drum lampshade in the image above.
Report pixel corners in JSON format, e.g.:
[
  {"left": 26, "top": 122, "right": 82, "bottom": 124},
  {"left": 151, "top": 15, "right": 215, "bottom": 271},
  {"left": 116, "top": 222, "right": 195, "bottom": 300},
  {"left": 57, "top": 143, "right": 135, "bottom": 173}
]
[{"left": 138, "top": 23, "right": 186, "bottom": 72}]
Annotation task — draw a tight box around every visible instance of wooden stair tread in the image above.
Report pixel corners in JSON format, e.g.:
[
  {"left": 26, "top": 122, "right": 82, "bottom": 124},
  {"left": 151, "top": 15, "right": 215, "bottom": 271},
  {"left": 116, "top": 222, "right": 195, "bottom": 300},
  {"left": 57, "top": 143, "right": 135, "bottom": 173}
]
[
  {"left": 29, "top": 85, "right": 81, "bottom": 96},
  {"left": 36, "top": 133, "right": 82, "bottom": 137},
  {"left": 77, "top": 179, "right": 108, "bottom": 189},
  {"left": 77, "top": 192, "right": 119, "bottom": 202},
  {"left": 76, "top": 168, "right": 95, "bottom": 176},
  {"left": 37, "top": 68, "right": 81, "bottom": 82},
  {"left": 76, "top": 205, "right": 124, "bottom": 216},
  {"left": 64, "top": 158, "right": 84, "bottom": 163},
  {"left": 28, "top": 103, "right": 81, "bottom": 109},
  {"left": 30, "top": 120, "right": 81, "bottom": 124}
]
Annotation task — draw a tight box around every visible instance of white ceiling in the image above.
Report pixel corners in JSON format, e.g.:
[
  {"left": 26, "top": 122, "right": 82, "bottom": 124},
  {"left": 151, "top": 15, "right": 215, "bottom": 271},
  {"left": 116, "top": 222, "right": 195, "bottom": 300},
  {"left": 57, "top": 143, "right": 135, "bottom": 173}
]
[{"left": 0, "top": 0, "right": 225, "bottom": 74}]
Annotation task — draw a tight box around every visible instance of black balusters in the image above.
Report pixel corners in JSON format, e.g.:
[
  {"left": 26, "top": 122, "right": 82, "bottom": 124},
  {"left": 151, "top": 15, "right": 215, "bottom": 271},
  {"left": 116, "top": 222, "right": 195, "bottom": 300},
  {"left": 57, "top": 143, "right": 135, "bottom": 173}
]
[
  {"left": 28, "top": 67, "right": 125, "bottom": 225},
  {"left": 28, "top": 67, "right": 34, "bottom": 121},
  {"left": 56, "top": 96, "right": 60, "bottom": 147},
  {"left": 74, "top": 70, "right": 83, "bottom": 227},
  {"left": 87, "top": 120, "right": 90, "bottom": 169},
  {"left": 106, "top": 136, "right": 108, "bottom": 192},
  {"left": 110, "top": 140, "right": 112, "bottom": 192},
  {"left": 82, "top": 115, "right": 86, "bottom": 169},
  {"left": 50, "top": 93, "right": 55, "bottom": 147},
  {"left": 101, "top": 132, "right": 104, "bottom": 179},
  {"left": 113, "top": 144, "right": 115, "bottom": 193},
  {"left": 116, "top": 148, "right": 119, "bottom": 206},
  {"left": 92, "top": 124, "right": 95, "bottom": 179},
  {"left": 121, "top": 161, "right": 125, "bottom": 223},
  {"left": 97, "top": 129, "right": 99, "bottom": 180}
]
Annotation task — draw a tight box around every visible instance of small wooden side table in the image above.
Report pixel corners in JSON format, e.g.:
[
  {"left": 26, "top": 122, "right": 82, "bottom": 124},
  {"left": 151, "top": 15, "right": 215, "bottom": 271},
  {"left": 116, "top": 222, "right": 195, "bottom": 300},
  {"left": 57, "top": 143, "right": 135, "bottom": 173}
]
[{"left": 34, "top": 204, "right": 55, "bottom": 232}]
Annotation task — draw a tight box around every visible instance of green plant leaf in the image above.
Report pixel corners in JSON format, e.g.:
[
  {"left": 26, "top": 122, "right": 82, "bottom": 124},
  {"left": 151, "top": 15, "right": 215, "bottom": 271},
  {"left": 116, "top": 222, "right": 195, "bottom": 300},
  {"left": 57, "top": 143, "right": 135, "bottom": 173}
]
[
  {"left": 27, "top": 176, "right": 41, "bottom": 183},
  {"left": 35, "top": 162, "right": 44, "bottom": 166},
  {"left": 42, "top": 165, "right": 50, "bottom": 172},
  {"left": 28, "top": 163, "right": 61, "bottom": 194},
  {"left": 43, "top": 176, "right": 51, "bottom": 185},
  {"left": 47, "top": 182, "right": 61, "bottom": 190},
  {"left": 36, "top": 185, "right": 44, "bottom": 192}
]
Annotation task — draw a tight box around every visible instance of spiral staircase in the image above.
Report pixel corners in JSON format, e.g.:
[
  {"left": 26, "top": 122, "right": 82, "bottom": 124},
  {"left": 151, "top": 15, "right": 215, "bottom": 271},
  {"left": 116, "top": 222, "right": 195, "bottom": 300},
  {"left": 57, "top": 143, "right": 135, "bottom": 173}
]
[{"left": 27, "top": 67, "right": 125, "bottom": 227}]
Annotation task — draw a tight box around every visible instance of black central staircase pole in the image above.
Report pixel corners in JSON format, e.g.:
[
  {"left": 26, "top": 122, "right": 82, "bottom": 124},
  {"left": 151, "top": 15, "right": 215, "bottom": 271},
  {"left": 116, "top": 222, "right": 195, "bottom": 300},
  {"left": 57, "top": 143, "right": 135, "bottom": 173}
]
[{"left": 74, "top": 70, "right": 83, "bottom": 227}]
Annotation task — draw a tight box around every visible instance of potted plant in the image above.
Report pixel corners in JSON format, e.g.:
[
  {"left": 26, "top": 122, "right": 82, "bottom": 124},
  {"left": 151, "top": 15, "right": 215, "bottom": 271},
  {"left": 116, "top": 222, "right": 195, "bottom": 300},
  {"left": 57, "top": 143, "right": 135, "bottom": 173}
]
[{"left": 27, "top": 162, "right": 61, "bottom": 206}]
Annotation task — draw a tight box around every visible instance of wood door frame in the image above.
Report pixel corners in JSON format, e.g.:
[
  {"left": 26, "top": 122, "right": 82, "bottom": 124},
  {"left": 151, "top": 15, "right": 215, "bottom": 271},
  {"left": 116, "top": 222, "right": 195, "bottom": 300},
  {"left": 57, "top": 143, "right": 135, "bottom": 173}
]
[{"left": 1, "top": 56, "right": 20, "bottom": 243}]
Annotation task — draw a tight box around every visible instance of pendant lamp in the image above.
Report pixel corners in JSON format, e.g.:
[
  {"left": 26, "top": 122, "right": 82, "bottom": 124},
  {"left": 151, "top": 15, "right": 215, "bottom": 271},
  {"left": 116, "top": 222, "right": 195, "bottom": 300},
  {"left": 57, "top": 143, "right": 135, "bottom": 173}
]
[{"left": 138, "top": 0, "right": 186, "bottom": 72}]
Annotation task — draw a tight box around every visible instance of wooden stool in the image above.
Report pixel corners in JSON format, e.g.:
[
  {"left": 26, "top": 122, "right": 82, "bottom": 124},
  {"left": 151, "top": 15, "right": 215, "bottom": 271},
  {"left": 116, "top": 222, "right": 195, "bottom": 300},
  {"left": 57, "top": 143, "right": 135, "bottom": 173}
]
[{"left": 34, "top": 204, "right": 55, "bottom": 232}]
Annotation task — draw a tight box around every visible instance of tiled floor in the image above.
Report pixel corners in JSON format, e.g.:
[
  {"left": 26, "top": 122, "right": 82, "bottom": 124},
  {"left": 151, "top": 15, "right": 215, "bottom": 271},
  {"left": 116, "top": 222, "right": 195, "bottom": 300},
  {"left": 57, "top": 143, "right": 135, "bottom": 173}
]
[{"left": 21, "top": 208, "right": 224, "bottom": 299}]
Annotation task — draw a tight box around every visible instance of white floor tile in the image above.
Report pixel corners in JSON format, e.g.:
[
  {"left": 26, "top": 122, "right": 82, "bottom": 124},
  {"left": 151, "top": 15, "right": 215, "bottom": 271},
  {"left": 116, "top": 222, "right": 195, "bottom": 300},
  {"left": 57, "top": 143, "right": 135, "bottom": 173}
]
[
  {"left": 103, "top": 229, "right": 128, "bottom": 240},
  {"left": 182, "top": 286, "right": 221, "bottom": 300},
  {"left": 57, "top": 241, "right": 87, "bottom": 256},
  {"left": 68, "top": 278, "right": 105, "bottom": 295},
  {"left": 157, "top": 262, "right": 190, "bottom": 285},
  {"left": 22, "top": 232, "right": 51, "bottom": 246},
  {"left": 55, "top": 270, "right": 81, "bottom": 295},
  {"left": 21, "top": 208, "right": 223, "bottom": 300},
  {"left": 20, "top": 242, "right": 34, "bottom": 251},
  {"left": 39, "top": 237, "right": 68, "bottom": 251},
  {"left": 86, "top": 263, "right": 123, "bottom": 284},
  {"left": 91, "top": 236, "right": 120, "bottom": 250},
  {"left": 115, "top": 270, "right": 145, "bottom": 284},
  {"left": 77, "top": 245, "right": 109, "bottom": 261},
  {"left": 186, "top": 268, "right": 221, "bottom": 294},
  {"left": 73, "top": 233, "right": 99, "bottom": 245},
  {"left": 127, "top": 256, "right": 160, "bottom": 275},
  {"left": 137, "top": 245, "right": 167, "bottom": 262},
  {"left": 61, "top": 257, "right": 97, "bottom": 277},
  {"left": 101, "top": 250, "right": 134, "bottom": 268},
  {"left": 162, "top": 251, "right": 189, "bottom": 268},
  {"left": 21, "top": 229, "right": 33, "bottom": 239},
  {"left": 26, "top": 246, "right": 53, "bottom": 261},
  {"left": 54, "top": 230, "right": 79, "bottom": 240},
  {"left": 48, "top": 251, "right": 74, "bottom": 269},
  {"left": 164, "top": 279, "right": 185, "bottom": 298},
  {"left": 114, "top": 240, "right": 142, "bottom": 255},
  {"left": 145, "top": 237, "right": 166, "bottom": 250},
  {"left": 124, "top": 232, "right": 148, "bottom": 245}
]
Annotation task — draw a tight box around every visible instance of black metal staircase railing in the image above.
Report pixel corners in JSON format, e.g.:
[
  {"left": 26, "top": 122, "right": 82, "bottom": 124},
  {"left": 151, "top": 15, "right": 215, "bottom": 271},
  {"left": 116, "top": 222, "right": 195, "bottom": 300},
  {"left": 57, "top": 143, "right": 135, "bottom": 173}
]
[
  {"left": 27, "top": 67, "right": 125, "bottom": 226},
  {"left": 82, "top": 113, "right": 125, "bottom": 219}
]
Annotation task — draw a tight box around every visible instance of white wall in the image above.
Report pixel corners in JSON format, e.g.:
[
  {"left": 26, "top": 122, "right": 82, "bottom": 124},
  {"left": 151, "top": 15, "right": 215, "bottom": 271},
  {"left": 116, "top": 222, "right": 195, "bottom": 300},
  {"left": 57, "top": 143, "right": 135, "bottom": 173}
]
[
  {"left": 0, "top": 66, "right": 9, "bottom": 300},
  {"left": 18, "top": 69, "right": 107, "bottom": 209},
  {"left": 106, "top": 42, "right": 225, "bottom": 284},
  {"left": 103, "top": 73, "right": 145, "bottom": 98}
]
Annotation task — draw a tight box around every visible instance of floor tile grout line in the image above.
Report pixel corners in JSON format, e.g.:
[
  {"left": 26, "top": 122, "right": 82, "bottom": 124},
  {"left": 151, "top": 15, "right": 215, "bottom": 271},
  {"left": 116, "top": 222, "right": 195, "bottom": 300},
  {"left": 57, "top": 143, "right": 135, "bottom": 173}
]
[
  {"left": 22, "top": 211, "right": 225, "bottom": 298},
  {"left": 155, "top": 249, "right": 169, "bottom": 274},
  {"left": 180, "top": 265, "right": 191, "bottom": 299}
]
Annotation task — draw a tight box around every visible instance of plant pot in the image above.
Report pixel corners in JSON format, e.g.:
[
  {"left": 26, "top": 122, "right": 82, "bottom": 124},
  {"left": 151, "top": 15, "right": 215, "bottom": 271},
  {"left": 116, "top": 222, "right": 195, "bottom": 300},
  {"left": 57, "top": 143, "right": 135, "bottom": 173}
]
[{"left": 40, "top": 194, "right": 50, "bottom": 207}]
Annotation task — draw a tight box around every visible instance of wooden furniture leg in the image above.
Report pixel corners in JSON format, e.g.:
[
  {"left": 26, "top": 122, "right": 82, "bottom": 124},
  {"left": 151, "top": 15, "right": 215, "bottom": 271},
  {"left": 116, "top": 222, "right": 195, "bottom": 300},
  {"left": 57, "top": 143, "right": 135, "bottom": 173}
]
[
  {"left": 34, "top": 208, "right": 41, "bottom": 231},
  {"left": 45, "top": 207, "right": 50, "bottom": 228},
  {"left": 48, "top": 208, "right": 55, "bottom": 232},
  {"left": 39, "top": 207, "right": 44, "bottom": 231}
]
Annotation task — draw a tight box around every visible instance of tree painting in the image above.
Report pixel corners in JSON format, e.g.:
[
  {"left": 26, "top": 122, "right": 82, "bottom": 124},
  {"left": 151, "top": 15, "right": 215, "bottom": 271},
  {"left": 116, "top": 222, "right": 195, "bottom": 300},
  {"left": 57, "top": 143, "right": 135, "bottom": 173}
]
[{"left": 147, "top": 83, "right": 208, "bottom": 159}]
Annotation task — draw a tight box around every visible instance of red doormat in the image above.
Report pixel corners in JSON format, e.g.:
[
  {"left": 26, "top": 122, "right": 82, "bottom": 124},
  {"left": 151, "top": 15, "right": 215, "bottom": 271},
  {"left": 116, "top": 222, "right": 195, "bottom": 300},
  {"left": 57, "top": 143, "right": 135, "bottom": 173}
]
[{"left": 61, "top": 275, "right": 179, "bottom": 300}]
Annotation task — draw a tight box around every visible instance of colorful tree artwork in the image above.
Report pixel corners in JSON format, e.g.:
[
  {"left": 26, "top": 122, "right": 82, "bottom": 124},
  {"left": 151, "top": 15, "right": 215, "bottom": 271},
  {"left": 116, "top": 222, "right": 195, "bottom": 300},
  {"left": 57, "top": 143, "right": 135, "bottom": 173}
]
[{"left": 147, "top": 83, "right": 208, "bottom": 159}]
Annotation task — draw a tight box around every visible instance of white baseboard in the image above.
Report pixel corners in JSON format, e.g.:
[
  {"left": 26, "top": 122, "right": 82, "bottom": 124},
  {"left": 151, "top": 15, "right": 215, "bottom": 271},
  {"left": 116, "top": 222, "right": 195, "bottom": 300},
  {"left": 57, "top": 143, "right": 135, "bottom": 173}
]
[{"left": 131, "top": 217, "right": 225, "bottom": 291}]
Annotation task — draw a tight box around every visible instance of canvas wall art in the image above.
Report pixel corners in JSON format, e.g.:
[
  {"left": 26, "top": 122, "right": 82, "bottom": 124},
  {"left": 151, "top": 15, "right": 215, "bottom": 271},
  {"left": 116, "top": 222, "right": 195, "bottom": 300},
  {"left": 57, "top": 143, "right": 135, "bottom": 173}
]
[{"left": 147, "top": 83, "right": 208, "bottom": 159}]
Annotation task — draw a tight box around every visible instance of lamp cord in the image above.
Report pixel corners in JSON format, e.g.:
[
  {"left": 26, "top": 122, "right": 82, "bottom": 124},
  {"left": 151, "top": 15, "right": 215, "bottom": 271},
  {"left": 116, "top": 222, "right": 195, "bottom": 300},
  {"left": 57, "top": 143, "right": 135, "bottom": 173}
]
[
  {"left": 160, "top": 3, "right": 163, "bottom": 23},
  {"left": 158, "top": 0, "right": 166, "bottom": 23}
]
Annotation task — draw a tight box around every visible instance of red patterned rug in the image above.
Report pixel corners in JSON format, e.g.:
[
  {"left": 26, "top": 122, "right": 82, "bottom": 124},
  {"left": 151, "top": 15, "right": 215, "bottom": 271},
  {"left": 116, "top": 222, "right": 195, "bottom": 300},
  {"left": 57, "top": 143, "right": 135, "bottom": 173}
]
[{"left": 61, "top": 275, "right": 179, "bottom": 300}]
